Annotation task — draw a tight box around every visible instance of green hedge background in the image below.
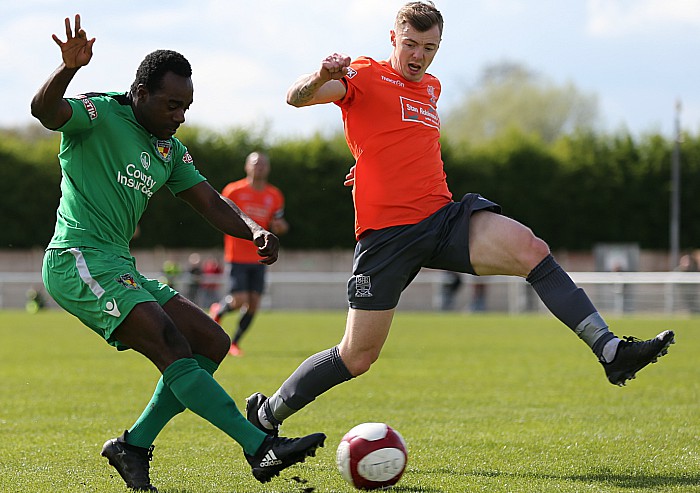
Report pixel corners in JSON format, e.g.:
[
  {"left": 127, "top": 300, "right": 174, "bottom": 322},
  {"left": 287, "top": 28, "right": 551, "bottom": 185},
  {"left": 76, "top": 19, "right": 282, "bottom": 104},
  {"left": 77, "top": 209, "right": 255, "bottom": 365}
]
[{"left": 2, "top": 126, "right": 697, "bottom": 251}]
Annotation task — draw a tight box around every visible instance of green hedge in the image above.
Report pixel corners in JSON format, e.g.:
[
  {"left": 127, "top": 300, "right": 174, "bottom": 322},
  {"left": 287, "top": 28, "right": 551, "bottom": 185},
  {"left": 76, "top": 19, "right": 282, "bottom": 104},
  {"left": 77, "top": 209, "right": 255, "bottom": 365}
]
[{"left": 1, "top": 126, "right": 697, "bottom": 251}]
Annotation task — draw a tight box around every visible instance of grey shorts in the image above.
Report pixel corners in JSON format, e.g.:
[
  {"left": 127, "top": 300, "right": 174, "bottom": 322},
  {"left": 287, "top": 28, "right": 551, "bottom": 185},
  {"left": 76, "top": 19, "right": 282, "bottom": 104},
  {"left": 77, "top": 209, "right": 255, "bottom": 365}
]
[
  {"left": 347, "top": 193, "right": 500, "bottom": 310},
  {"left": 227, "top": 262, "right": 267, "bottom": 294}
]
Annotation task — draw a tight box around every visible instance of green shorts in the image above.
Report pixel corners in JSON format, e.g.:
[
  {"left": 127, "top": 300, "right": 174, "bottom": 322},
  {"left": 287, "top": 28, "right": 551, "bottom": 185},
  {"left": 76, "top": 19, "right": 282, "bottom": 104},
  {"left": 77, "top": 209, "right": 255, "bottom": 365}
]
[{"left": 42, "top": 247, "right": 178, "bottom": 349}]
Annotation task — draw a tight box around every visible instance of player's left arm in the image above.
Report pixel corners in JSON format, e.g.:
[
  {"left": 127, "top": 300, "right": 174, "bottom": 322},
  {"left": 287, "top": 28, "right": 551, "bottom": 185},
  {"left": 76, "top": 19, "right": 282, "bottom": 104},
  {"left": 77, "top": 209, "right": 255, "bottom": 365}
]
[
  {"left": 269, "top": 192, "right": 289, "bottom": 235},
  {"left": 269, "top": 216, "right": 289, "bottom": 236},
  {"left": 178, "top": 181, "right": 279, "bottom": 265},
  {"left": 343, "top": 164, "right": 356, "bottom": 187}
]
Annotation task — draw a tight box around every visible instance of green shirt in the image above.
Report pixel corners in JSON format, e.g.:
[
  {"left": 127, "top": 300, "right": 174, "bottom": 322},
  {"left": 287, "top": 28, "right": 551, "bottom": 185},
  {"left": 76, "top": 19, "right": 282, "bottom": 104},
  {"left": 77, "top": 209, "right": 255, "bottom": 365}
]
[{"left": 48, "top": 92, "right": 206, "bottom": 257}]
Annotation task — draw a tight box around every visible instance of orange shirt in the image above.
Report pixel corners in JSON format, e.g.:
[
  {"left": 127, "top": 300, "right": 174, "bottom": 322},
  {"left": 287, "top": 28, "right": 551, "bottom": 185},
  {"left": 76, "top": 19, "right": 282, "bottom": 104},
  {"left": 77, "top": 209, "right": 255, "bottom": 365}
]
[
  {"left": 335, "top": 57, "right": 452, "bottom": 239},
  {"left": 222, "top": 179, "right": 285, "bottom": 264}
]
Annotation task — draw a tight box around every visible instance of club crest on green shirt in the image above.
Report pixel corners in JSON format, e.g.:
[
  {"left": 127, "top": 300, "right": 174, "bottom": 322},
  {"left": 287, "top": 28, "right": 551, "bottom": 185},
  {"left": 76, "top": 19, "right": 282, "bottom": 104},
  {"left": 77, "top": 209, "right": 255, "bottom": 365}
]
[{"left": 154, "top": 139, "right": 172, "bottom": 162}]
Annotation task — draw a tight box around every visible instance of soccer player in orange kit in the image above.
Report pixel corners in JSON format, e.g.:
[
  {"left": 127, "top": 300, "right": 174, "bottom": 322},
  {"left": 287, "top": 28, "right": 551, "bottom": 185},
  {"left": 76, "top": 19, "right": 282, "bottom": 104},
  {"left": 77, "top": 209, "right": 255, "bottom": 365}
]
[
  {"left": 210, "top": 151, "right": 288, "bottom": 356},
  {"left": 245, "top": 1, "right": 675, "bottom": 435}
]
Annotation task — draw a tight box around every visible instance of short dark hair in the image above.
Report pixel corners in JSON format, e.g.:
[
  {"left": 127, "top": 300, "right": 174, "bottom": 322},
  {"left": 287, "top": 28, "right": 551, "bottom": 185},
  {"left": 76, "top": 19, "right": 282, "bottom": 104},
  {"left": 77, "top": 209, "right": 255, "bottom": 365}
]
[
  {"left": 395, "top": 1, "right": 443, "bottom": 36},
  {"left": 130, "top": 50, "right": 192, "bottom": 95}
]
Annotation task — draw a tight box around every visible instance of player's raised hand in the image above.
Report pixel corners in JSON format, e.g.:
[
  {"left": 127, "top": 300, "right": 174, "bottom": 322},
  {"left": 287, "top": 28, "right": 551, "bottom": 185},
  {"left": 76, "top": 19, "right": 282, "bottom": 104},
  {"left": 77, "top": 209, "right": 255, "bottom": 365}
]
[
  {"left": 320, "top": 53, "right": 351, "bottom": 81},
  {"left": 52, "top": 14, "right": 95, "bottom": 69},
  {"left": 254, "top": 231, "right": 280, "bottom": 265}
]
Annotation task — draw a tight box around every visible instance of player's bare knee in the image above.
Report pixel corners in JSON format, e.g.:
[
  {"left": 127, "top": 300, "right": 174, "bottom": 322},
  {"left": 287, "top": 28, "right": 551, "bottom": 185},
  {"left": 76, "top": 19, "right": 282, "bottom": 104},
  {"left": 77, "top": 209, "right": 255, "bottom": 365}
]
[
  {"left": 211, "top": 329, "right": 232, "bottom": 360},
  {"left": 344, "top": 351, "right": 378, "bottom": 377},
  {"left": 528, "top": 235, "right": 551, "bottom": 264},
  {"left": 515, "top": 231, "right": 550, "bottom": 271},
  {"left": 346, "top": 360, "right": 371, "bottom": 377}
]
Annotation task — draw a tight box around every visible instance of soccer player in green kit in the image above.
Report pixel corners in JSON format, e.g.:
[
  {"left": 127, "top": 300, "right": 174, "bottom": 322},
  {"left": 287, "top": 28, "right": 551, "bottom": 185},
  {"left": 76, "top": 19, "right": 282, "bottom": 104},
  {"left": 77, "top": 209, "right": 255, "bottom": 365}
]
[{"left": 31, "top": 15, "right": 324, "bottom": 492}]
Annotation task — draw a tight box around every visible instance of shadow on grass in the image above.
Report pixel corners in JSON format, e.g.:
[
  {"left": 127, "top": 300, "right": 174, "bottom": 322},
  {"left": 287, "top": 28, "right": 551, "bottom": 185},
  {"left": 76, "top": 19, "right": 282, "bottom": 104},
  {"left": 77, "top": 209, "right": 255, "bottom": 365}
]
[
  {"left": 413, "top": 467, "right": 700, "bottom": 490},
  {"left": 391, "top": 487, "right": 443, "bottom": 492},
  {"left": 159, "top": 480, "right": 444, "bottom": 493},
  {"left": 158, "top": 476, "right": 330, "bottom": 493}
]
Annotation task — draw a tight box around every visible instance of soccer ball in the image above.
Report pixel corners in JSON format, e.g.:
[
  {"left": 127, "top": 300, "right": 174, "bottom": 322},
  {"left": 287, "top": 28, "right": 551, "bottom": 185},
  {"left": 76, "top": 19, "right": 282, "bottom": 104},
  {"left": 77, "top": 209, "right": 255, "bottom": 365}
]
[{"left": 336, "top": 422, "right": 408, "bottom": 490}]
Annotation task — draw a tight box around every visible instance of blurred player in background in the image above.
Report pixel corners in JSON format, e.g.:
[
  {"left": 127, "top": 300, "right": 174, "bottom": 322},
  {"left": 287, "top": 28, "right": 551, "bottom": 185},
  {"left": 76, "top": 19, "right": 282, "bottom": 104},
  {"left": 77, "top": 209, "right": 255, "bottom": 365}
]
[
  {"left": 245, "top": 0, "right": 675, "bottom": 437},
  {"left": 199, "top": 256, "right": 223, "bottom": 308},
  {"left": 210, "top": 152, "right": 289, "bottom": 356},
  {"left": 31, "top": 14, "right": 323, "bottom": 491}
]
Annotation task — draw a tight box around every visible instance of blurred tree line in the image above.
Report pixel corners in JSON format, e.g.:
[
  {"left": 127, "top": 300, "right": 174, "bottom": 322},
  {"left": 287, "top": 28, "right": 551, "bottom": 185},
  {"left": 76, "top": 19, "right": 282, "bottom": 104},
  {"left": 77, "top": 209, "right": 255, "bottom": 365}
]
[
  {"left": 3, "top": 61, "right": 696, "bottom": 252},
  {"left": 2, "top": 124, "right": 698, "bottom": 252}
]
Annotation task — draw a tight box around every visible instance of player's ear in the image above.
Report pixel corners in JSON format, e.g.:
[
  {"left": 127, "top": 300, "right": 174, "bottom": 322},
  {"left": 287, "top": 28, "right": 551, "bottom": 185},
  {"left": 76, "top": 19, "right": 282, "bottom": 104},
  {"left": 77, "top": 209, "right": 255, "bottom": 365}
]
[
  {"left": 390, "top": 30, "right": 396, "bottom": 47},
  {"left": 134, "top": 84, "right": 149, "bottom": 102}
]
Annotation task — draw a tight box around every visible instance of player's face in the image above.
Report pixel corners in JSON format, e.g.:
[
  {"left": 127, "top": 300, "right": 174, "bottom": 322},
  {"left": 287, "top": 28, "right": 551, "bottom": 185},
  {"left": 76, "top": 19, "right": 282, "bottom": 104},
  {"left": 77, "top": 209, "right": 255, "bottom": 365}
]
[
  {"left": 245, "top": 153, "right": 270, "bottom": 181},
  {"left": 134, "top": 71, "right": 194, "bottom": 139},
  {"left": 390, "top": 23, "right": 441, "bottom": 82}
]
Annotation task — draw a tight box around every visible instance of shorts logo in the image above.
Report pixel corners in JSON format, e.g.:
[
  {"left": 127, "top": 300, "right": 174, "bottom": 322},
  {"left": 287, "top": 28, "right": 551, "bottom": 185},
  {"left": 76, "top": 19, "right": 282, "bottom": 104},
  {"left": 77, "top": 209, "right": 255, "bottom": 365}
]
[
  {"left": 116, "top": 273, "right": 141, "bottom": 290},
  {"left": 355, "top": 274, "right": 373, "bottom": 298},
  {"left": 104, "top": 298, "right": 121, "bottom": 317}
]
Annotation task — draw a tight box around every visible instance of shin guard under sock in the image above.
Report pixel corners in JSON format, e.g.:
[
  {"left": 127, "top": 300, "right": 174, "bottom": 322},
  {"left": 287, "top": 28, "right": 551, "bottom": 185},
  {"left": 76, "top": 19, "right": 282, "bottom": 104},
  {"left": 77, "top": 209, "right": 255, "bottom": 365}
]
[
  {"left": 163, "top": 357, "right": 266, "bottom": 454},
  {"left": 527, "top": 255, "right": 615, "bottom": 356},
  {"left": 127, "top": 354, "right": 219, "bottom": 448},
  {"left": 267, "top": 346, "right": 353, "bottom": 423}
]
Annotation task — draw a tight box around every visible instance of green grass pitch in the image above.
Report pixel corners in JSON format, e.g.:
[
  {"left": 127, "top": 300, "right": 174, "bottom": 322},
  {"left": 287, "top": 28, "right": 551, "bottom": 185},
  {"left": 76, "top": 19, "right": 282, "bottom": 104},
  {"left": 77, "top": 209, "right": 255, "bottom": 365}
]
[{"left": 0, "top": 310, "right": 698, "bottom": 492}]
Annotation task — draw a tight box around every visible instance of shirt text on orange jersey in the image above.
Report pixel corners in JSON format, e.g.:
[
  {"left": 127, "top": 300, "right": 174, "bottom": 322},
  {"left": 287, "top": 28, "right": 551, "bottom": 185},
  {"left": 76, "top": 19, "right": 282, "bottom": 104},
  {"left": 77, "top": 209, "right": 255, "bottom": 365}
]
[
  {"left": 381, "top": 75, "right": 405, "bottom": 87},
  {"left": 400, "top": 97, "right": 440, "bottom": 129}
]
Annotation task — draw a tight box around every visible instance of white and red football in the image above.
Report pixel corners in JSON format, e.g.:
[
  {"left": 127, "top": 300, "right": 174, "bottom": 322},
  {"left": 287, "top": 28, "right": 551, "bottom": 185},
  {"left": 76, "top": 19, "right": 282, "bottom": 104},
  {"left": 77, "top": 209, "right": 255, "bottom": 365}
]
[{"left": 336, "top": 422, "right": 408, "bottom": 490}]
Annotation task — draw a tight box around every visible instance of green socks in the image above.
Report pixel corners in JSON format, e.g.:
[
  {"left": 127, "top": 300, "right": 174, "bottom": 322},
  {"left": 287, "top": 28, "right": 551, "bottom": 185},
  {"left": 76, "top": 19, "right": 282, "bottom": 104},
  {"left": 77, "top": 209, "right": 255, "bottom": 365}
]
[
  {"left": 127, "top": 354, "right": 217, "bottom": 448},
  {"left": 127, "top": 355, "right": 265, "bottom": 455},
  {"left": 161, "top": 357, "right": 266, "bottom": 455}
]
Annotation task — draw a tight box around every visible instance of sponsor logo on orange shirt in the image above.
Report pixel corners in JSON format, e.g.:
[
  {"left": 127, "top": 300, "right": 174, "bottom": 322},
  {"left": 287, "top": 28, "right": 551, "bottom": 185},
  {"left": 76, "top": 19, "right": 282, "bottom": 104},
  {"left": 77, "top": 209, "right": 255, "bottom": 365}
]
[{"left": 400, "top": 96, "right": 440, "bottom": 129}]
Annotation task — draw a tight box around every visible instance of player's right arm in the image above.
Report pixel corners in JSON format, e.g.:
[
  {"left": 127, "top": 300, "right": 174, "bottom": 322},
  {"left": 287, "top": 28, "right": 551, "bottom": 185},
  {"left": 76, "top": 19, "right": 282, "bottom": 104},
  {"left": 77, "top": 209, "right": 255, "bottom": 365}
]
[
  {"left": 286, "top": 53, "right": 350, "bottom": 107},
  {"left": 31, "top": 14, "right": 95, "bottom": 130}
]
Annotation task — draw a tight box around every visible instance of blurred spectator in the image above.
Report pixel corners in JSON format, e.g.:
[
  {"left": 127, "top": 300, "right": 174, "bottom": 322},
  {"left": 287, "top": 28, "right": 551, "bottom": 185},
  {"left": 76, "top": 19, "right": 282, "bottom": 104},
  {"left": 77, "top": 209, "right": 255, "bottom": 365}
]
[
  {"left": 186, "top": 252, "right": 202, "bottom": 306},
  {"left": 677, "top": 250, "right": 700, "bottom": 313},
  {"left": 200, "top": 257, "right": 223, "bottom": 309},
  {"left": 470, "top": 282, "right": 487, "bottom": 312},
  {"left": 162, "top": 260, "right": 181, "bottom": 288},
  {"left": 25, "top": 286, "right": 46, "bottom": 314},
  {"left": 439, "top": 271, "right": 462, "bottom": 311}
]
